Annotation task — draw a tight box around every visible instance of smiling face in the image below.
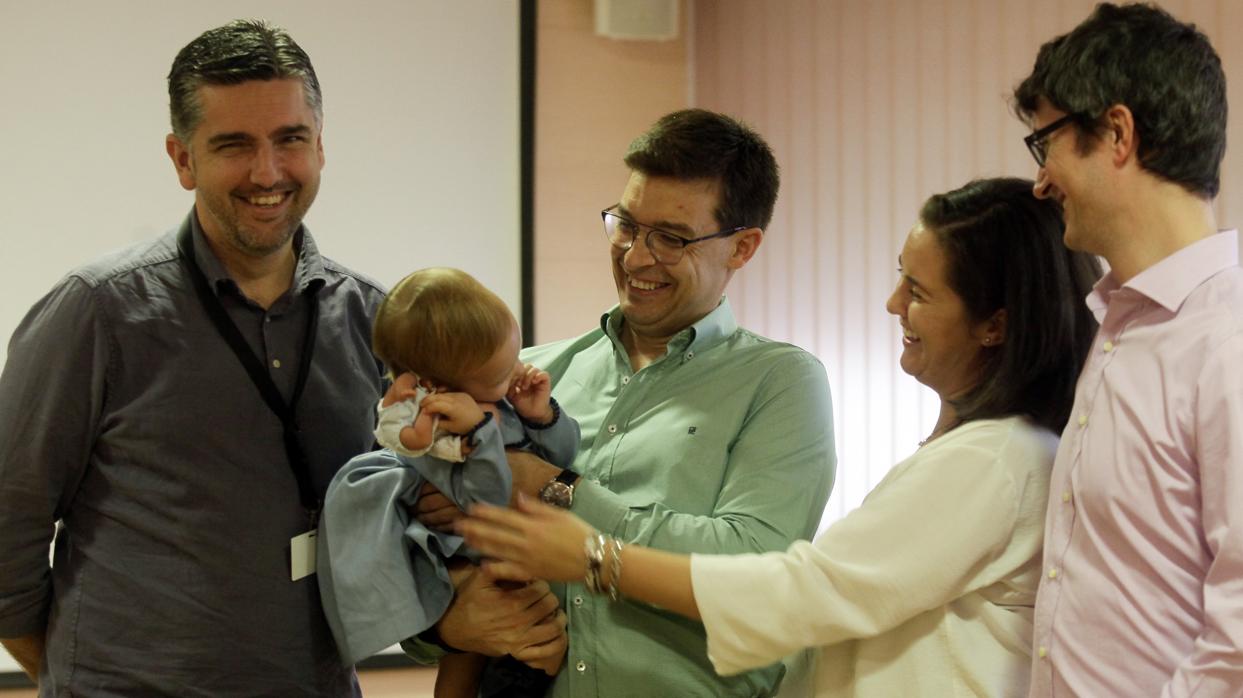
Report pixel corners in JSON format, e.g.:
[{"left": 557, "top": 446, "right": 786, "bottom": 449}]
[
  {"left": 612, "top": 172, "right": 745, "bottom": 346},
  {"left": 456, "top": 319, "right": 522, "bottom": 403},
  {"left": 885, "top": 223, "right": 993, "bottom": 400},
  {"left": 1030, "top": 100, "right": 1116, "bottom": 256},
  {"left": 166, "top": 78, "right": 324, "bottom": 260}
]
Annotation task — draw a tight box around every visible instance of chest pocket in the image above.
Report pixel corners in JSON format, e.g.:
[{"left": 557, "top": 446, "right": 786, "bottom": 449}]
[{"left": 597, "top": 387, "right": 747, "bottom": 516}]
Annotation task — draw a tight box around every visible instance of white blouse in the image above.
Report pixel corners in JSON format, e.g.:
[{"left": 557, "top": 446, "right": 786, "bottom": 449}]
[{"left": 691, "top": 416, "right": 1055, "bottom": 697}]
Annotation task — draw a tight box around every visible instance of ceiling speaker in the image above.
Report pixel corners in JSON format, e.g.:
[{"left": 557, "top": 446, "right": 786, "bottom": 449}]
[{"left": 594, "top": 0, "right": 680, "bottom": 41}]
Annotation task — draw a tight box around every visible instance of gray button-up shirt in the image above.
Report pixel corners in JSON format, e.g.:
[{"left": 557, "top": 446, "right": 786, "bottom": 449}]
[{"left": 0, "top": 213, "right": 386, "bottom": 697}]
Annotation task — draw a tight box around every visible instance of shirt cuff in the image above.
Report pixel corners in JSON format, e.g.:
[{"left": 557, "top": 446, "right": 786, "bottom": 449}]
[
  {"left": 566, "top": 479, "right": 628, "bottom": 534},
  {"left": 690, "top": 552, "right": 766, "bottom": 677},
  {"left": 399, "top": 629, "right": 459, "bottom": 665},
  {"left": 517, "top": 397, "right": 563, "bottom": 430}
]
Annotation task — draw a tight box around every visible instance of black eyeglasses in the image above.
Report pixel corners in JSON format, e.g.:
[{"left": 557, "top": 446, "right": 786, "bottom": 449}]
[
  {"left": 601, "top": 206, "right": 748, "bottom": 265},
  {"left": 1023, "top": 114, "right": 1076, "bottom": 167}
]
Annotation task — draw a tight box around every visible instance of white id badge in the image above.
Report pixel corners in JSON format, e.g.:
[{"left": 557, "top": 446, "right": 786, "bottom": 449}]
[{"left": 290, "top": 529, "right": 318, "bottom": 581}]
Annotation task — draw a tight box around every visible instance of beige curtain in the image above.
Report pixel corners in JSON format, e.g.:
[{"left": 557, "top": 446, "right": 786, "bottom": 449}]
[{"left": 691, "top": 0, "right": 1243, "bottom": 528}]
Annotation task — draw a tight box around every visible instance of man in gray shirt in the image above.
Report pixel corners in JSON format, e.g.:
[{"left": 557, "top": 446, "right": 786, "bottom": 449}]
[{"left": 0, "top": 19, "right": 562, "bottom": 696}]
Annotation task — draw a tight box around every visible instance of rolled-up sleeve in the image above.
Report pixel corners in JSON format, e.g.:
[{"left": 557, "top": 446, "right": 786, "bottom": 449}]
[
  {"left": 691, "top": 425, "right": 1034, "bottom": 675},
  {"left": 0, "top": 276, "right": 107, "bottom": 636}
]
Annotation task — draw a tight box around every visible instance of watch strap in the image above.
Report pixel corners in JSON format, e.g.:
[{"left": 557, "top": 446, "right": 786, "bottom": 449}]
[{"left": 539, "top": 468, "right": 580, "bottom": 509}]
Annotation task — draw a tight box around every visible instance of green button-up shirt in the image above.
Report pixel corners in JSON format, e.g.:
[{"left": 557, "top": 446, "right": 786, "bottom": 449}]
[{"left": 522, "top": 298, "right": 836, "bottom": 697}]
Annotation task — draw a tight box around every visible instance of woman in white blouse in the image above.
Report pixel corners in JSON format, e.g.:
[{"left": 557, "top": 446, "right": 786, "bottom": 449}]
[{"left": 461, "top": 178, "right": 1102, "bottom": 697}]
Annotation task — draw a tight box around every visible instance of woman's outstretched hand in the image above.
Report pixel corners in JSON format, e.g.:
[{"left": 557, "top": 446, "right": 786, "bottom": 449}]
[{"left": 460, "top": 494, "right": 594, "bottom": 583}]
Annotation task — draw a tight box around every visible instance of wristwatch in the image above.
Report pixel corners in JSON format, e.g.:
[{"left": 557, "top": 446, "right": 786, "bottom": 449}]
[{"left": 538, "top": 469, "right": 581, "bottom": 509}]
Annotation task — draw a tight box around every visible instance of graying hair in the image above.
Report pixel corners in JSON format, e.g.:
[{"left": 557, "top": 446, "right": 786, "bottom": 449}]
[{"left": 167, "top": 19, "right": 322, "bottom": 140}]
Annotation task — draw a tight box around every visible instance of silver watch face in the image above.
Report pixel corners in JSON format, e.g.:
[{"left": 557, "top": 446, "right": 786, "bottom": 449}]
[{"left": 539, "top": 480, "right": 574, "bottom": 509}]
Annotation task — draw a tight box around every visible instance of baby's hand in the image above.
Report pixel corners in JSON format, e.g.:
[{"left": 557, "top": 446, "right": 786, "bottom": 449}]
[
  {"left": 507, "top": 364, "right": 554, "bottom": 424},
  {"left": 381, "top": 372, "right": 422, "bottom": 408},
  {"left": 420, "top": 392, "right": 487, "bottom": 435}
]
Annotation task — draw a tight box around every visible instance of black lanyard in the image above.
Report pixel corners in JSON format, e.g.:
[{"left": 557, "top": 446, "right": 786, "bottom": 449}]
[{"left": 177, "top": 225, "right": 321, "bottom": 513}]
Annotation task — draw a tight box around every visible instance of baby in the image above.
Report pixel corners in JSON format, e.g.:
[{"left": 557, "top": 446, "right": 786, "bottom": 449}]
[
  {"left": 318, "top": 268, "right": 578, "bottom": 697},
  {"left": 374, "top": 356, "right": 554, "bottom": 465}
]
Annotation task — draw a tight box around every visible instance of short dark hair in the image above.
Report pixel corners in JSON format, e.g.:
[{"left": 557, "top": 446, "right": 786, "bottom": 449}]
[
  {"left": 168, "top": 19, "right": 323, "bottom": 140},
  {"left": 1013, "top": 2, "right": 1226, "bottom": 198},
  {"left": 922, "top": 178, "right": 1102, "bottom": 432},
  {"left": 623, "top": 109, "right": 780, "bottom": 230}
]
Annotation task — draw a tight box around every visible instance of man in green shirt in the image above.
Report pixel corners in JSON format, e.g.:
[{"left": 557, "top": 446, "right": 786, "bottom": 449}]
[{"left": 431, "top": 109, "right": 836, "bottom": 696}]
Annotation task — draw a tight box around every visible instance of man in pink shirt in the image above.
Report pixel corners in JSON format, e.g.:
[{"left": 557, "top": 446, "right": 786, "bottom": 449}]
[{"left": 1013, "top": 3, "right": 1243, "bottom": 696}]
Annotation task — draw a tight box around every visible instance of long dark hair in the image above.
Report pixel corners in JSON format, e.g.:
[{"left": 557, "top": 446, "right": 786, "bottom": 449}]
[{"left": 923, "top": 178, "right": 1101, "bottom": 432}]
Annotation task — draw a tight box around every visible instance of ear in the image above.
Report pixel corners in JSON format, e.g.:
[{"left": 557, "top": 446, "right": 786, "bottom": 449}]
[
  {"left": 976, "top": 308, "right": 1007, "bottom": 347},
  {"left": 726, "top": 228, "right": 764, "bottom": 270},
  {"left": 315, "top": 128, "right": 326, "bottom": 169},
  {"left": 166, "top": 133, "right": 196, "bottom": 191},
  {"left": 1102, "top": 104, "right": 1137, "bottom": 167}
]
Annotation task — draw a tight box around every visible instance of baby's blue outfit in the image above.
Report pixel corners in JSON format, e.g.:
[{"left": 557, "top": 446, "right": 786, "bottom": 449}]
[{"left": 317, "top": 399, "right": 579, "bottom": 665}]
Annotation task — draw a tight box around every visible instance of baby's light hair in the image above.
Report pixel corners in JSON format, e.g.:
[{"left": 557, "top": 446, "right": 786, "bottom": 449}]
[{"left": 372, "top": 268, "right": 516, "bottom": 387}]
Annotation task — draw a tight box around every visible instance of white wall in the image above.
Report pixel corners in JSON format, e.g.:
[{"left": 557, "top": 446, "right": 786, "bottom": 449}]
[
  {"left": 0, "top": 0, "right": 521, "bottom": 366},
  {"left": 0, "top": 0, "right": 520, "bottom": 673}
]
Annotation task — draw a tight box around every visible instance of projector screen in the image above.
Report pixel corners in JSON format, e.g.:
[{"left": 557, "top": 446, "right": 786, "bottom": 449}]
[{"left": 0, "top": 0, "right": 522, "bottom": 673}]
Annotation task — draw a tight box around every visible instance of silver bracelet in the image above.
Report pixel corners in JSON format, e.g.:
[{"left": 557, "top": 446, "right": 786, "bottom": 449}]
[
  {"left": 605, "top": 536, "right": 625, "bottom": 602},
  {"left": 583, "top": 532, "right": 606, "bottom": 594},
  {"left": 584, "top": 533, "right": 626, "bottom": 601}
]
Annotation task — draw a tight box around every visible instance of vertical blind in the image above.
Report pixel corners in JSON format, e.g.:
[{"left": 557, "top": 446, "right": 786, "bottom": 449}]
[{"left": 691, "top": 0, "right": 1243, "bottom": 530}]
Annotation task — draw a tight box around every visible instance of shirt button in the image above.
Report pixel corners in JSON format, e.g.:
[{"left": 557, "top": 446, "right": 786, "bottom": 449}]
[
  {"left": 573, "top": 595, "right": 583, "bottom": 607},
  {"left": 1078, "top": 413, "right": 1088, "bottom": 427},
  {"left": 1103, "top": 340, "right": 1115, "bottom": 352},
  {"left": 1038, "top": 646, "right": 1048, "bottom": 659},
  {"left": 272, "top": 359, "right": 282, "bottom": 369},
  {"left": 1062, "top": 492, "right": 1071, "bottom": 503},
  {"left": 621, "top": 376, "right": 630, "bottom": 385},
  {"left": 685, "top": 351, "right": 695, "bottom": 360},
  {"left": 265, "top": 316, "right": 273, "bottom": 323},
  {"left": 575, "top": 661, "right": 587, "bottom": 673},
  {"left": 607, "top": 424, "right": 618, "bottom": 435},
  {"left": 1048, "top": 567, "right": 1059, "bottom": 579}
]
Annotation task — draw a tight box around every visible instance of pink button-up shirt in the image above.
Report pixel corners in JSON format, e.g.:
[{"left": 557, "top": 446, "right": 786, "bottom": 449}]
[{"left": 1030, "top": 230, "right": 1243, "bottom": 697}]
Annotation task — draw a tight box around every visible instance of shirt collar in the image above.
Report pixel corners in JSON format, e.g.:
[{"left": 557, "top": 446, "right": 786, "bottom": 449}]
[
  {"left": 1087, "top": 230, "right": 1240, "bottom": 316},
  {"left": 187, "top": 210, "right": 327, "bottom": 298},
  {"left": 599, "top": 296, "right": 738, "bottom": 356}
]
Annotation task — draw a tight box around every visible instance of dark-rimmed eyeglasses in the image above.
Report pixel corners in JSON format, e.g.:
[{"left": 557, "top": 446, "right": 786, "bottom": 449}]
[
  {"left": 601, "top": 205, "right": 747, "bottom": 265},
  {"left": 1023, "top": 114, "right": 1076, "bottom": 167}
]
